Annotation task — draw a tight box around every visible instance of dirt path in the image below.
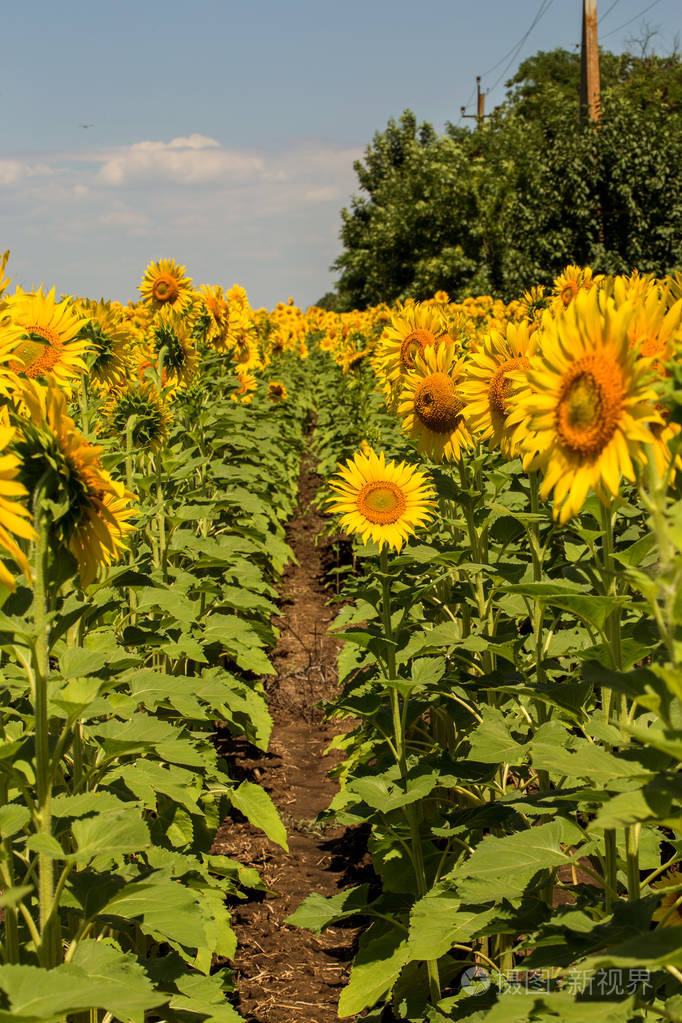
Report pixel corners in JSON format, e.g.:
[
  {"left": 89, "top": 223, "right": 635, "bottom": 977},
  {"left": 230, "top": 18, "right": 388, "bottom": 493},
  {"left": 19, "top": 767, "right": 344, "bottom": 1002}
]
[{"left": 213, "top": 456, "right": 365, "bottom": 1023}]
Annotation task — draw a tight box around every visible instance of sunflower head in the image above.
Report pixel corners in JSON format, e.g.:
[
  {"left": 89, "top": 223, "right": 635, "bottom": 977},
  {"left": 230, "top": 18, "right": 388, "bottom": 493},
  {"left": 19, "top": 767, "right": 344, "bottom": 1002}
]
[
  {"left": 231, "top": 371, "right": 257, "bottom": 404},
  {"left": 0, "top": 424, "right": 35, "bottom": 589},
  {"left": 267, "top": 380, "right": 288, "bottom": 404},
  {"left": 8, "top": 287, "right": 92, "bottom": 387},
  {"left": 506, "top": 289, "right": 661, "bottom": 522},
  {"left": 102, "top": 381, "right": 173, "bottom": 452},
  {"left": 376, "top": 302, "right": 450, "bottom": 388},
  {"left": 552, "top": 265, "right": 598, "bottom": 313},
  {"left": 397, "top": 343, "right": 472, "bottom": 463},
  {"left": 149, "top": 307, "right": 199, "bottom": 387},
  {"left": 328, "top": 447, "right": 437, "bottom": 552},
  {"left": 139, "top": 258, "right": 194, "bottom": 314},
  {"left": 75, "top": 299, "right": 133, "bottom": 393},
  {"left": 13, "top": 380, "right": 136, "bottom": 586},
  {"left": 460, "top": 319, "right": 537, "bottom": 457},
  {"left": 518, "top": 285, "right": 549, "bottom": 325}
]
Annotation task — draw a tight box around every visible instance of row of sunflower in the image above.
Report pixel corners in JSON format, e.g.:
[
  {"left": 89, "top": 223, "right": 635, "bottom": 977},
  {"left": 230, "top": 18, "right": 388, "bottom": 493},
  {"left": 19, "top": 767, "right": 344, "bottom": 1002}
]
[
  {"left": 0, "top": 254, "right": 312, "bottom": 1019},
  {"left": 291, "top": 269, "right": 682, "bottom": 1021}
]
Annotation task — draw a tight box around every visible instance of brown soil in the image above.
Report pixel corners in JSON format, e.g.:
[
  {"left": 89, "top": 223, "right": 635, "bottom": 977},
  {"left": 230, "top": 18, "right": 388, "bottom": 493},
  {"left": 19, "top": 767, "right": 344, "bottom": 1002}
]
[{"left": 212, "top": 456, "right": 367, "bottom": 1023}]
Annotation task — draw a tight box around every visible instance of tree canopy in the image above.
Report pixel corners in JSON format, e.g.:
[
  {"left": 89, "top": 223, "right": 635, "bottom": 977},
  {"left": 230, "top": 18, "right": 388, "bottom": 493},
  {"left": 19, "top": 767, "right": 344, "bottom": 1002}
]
[{"left": 328, "top": 46, "right": 682, "bottom": 309}]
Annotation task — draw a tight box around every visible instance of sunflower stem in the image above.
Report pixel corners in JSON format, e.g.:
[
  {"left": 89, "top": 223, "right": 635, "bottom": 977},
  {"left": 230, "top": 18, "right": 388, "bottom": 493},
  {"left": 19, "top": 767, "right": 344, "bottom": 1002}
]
[
  {"left": 599, "top": 502, "right": 625, "bottom": 718},
  {"left": 32, "top": 479, "right": 57, "bottom": 967},
  {"left": 0, "top": 776, "right": 20, "bottom": 964},
  {"left": 379, "top": 545, "right": 440, "bottom": 1005},
  {"left": 528, "top": 472, "right": 547, "bottom": 692}
]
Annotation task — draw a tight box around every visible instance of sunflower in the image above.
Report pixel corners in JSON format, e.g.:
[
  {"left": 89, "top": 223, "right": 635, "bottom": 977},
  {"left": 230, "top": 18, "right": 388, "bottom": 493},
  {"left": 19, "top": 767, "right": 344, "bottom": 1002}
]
[
  {"left": 518, "top": 285, "right": 548, "bottom": 325},
  {"left": 328, "top": 447, "right": 436, "bottom": 552},
  {"left": 139, "top": 258, "right": 194, "bottom": 314},
  {"left": 552, "top": 265, "right": 598, "bottom": 312},
  {"left": 398, "top": 343, "right": 473, "bottom": 462},
  {"left": 227, "top": 312, "right": 261, "bottom": 373},
  {"left": 7, "top": 288, "right": 92, "bottom": 387},
  {"left": 14, "top": 380, "right": 136, "bottom": 586},
  {"left": 506, "top": 290, "right": 660, "bottom": 523},
  {"left": 149, "top": 307, "right": 199, "bottom": 388},
  {"left": 267, "top": 381, "right": 288, "bottom": 404},
  {"left": 0, "top": 250, "right": 11, "bottom": 305},
  {"left": 75, "top": 299, "right": 133, "bottom": 393},
  {"left": 460, "top": 320, "right": 537, "bottom": 458},
  {"left": 231, "top": 371, "right": 257, "bottom": 404},
  {"left": 197, "top": 284, "right": 230, "bottom": 348},
  {"left": 102, "top": 381, "right": 172, "bottom": 453},
  {"left": 376, "top": 303, "right": 450, "bottom": 388},
  {"left": 0, "top": 425, "right": 35, "bottom": 589}
]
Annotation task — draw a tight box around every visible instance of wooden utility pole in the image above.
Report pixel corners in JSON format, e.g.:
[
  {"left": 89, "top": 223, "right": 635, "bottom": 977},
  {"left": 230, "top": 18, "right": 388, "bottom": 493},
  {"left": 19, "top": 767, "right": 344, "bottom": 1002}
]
[
  {"left": 461, "top": 77, "right": 490, "bottom": 125},
  {"left": 580, "top": 0, "right": 601, "bottom": 124}
]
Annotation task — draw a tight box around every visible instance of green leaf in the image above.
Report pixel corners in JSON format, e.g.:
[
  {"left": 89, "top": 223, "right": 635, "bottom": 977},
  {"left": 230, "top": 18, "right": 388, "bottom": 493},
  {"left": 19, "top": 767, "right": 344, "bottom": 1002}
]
[
  {"left": 169, "top": 973, "right": 243, "bottom": 1023},
  {"left": 0, "top": 942, "right": 162, "bottom": 1023},
  {"left": 230, "top": 781, "right": 288, "bottom": 850},
  {"left": 338, "top": 922, "right": 409, "bottom": 1017},
  {"left": 0, "top": 805, "right": 30, "bottom": 838},
  {"left": 468, "top": 706, "right": 528, "bottom": 766},
  {"left": 102, "top": 872, "right": 208, "bottom": 949},
  {"left": 408, "top": 885, "right": 496, "bottom": 960},
  {"left": 287, "top": 885, "right": 371, "bottom": 932},
  {"left": 455, "top": 821, "right": 569, "bottom": 892},
  {"left": 70, "top": 808, "right": 149, "bottom": 862}
]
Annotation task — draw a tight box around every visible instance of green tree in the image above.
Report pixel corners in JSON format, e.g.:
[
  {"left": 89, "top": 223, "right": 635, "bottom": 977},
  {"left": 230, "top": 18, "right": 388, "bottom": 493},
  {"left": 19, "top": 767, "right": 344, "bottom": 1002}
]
[{"left": 332, "top": 47, "right": 682, "bottom": 308}]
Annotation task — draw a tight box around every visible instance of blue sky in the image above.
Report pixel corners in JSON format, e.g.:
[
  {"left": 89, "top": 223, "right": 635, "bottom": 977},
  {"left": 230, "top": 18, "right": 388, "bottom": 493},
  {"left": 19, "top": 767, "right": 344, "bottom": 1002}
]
[{"left": 2, "top": 0, "right": 680, "bottom": 308}]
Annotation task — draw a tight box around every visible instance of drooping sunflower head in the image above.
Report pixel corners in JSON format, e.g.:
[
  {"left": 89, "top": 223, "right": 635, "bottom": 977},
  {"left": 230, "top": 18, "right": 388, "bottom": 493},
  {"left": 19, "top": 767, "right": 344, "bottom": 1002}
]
[
  {"left": 267, "top": 380, "right": 288, "bottom": 404},
  {"left": 7, "top": 287, "right": 92, "bottom": 387},
  {"left": 0, "top": 424, "right": 35, "bottom": 589},
  {"left": 461, "top": 320, "right": 537, "bottom": 457},
  {"left": 75, "top": 299, "right": 133, "bottom": 393},
  {"left": 376, "top": 302, "right": 450, "bottom": 387},
  {"left": 518, "top": 285, "right": 549, "bottom": 325},
  {"left": 327, "top": 447, "right": 437, "bottom": 552},
  {"left": 397, "top": 343, "right": 473, "bottom": 463},
  {"left": 506, "top": 289, "right": 661, "bottom": 522},
  {"left": 13, "top": 379, "right": 136, "bottom": 586},
  {"left": 102, "top": 380, "right": 173, "bottom": 453},
  {"left": 139, "top": 258, "right": 194, "bottom": 314},
  {"left": 149, "top": 307, "right": 199, "bottom": 388}
]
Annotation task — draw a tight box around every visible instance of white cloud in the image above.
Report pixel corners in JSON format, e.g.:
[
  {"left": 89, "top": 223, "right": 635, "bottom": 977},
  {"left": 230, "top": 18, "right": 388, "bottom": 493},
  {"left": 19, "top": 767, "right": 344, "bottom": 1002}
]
[
  {"left": 304, "top": 185, "right": 342, "bottom": 202},
  {"left": 97, "top": 133, "right": 264, "bottom": 186},
  {"left": 0, "top": 160, "right": 54, "bottom": 186},
  {"left": 0, "top": 134, "right": 363, "bottom": 306}
]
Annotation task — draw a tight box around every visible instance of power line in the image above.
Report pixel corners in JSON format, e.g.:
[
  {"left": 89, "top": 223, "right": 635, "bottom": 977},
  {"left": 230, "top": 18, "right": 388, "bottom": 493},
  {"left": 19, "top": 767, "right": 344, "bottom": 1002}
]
[
  {"left": 598, "top": 0, "right": 624, "bottom": 24},
  {"left": 601, "top": 0, "right": 664, "bottom": 40},
  {"left": 485, "top": 0, "right": 556, "bottom": 96},
  {"left": 480, "top": 0, "right": 556, "bottom": 81}
]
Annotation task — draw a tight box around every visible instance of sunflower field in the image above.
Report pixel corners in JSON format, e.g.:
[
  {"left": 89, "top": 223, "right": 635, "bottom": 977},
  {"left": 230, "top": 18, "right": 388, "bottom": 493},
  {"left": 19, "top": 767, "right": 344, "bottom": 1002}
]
[{"left": 1, "top": 251, "right": 682, "bottom": 1023}]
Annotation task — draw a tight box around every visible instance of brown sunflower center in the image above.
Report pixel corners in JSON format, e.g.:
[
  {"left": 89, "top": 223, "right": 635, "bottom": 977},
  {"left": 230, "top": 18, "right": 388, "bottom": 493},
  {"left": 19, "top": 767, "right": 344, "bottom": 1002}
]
[
  {"left": 414, "top": 372, "right": 464, "bottom": 434},
  {"left": 560, "top": 280, "right": 580, "bottom": 307},
  {"left": 356, "top": 481, "right": 406, "bottom": 524},
  {"left": 555, "top": 354, "right": 624, "bottom": 457},
  {"left": 488, "top": 357, "right": 529, "bottom": 418},
  {"left": 400, "top": 328, "right": 435, "bottom": 371},
  {"left": 11, "top": 325, "right": 64, "bottom": 377},
  {"left": 152, "top": 274, "right": 180, "bottom": 304}
]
